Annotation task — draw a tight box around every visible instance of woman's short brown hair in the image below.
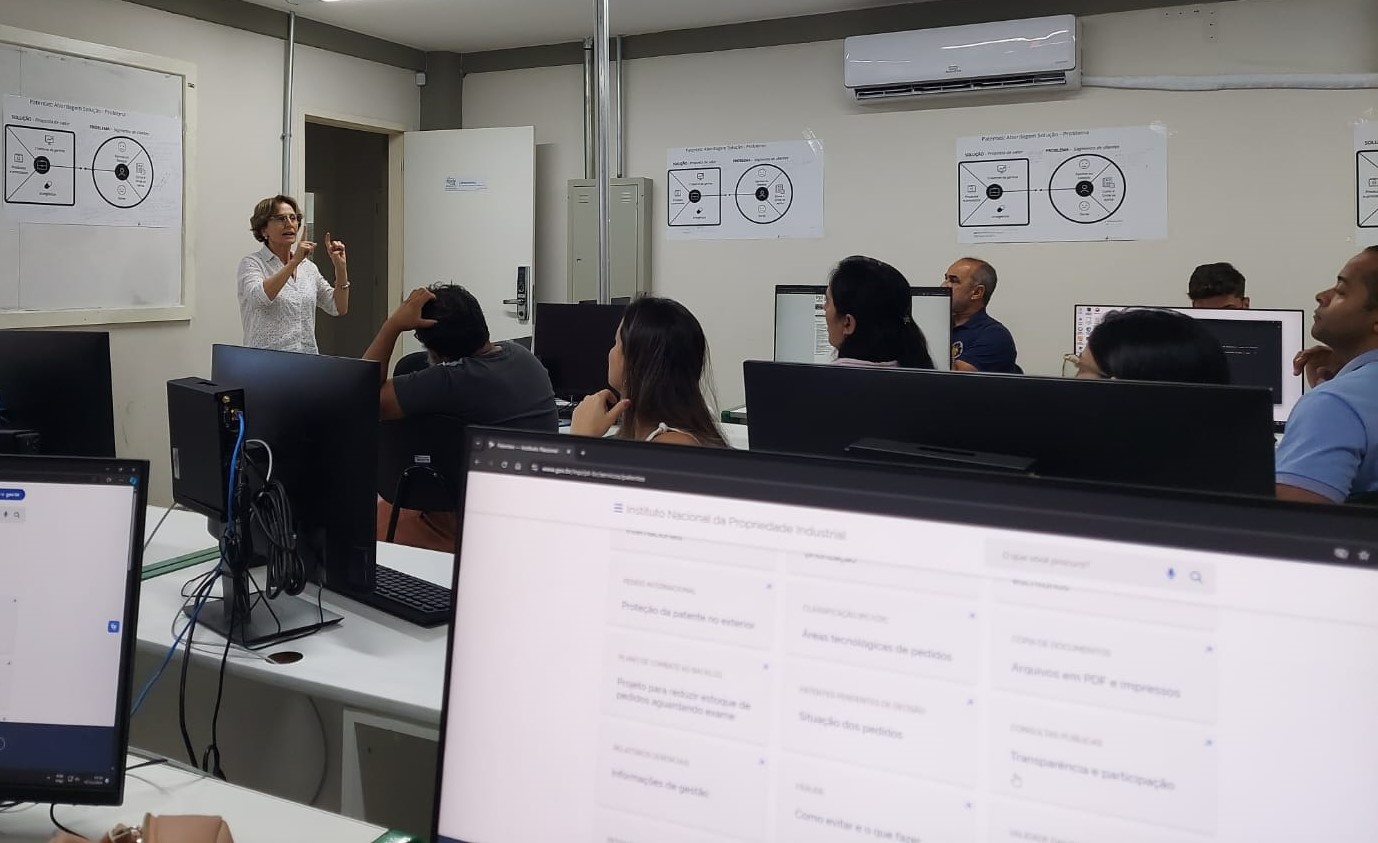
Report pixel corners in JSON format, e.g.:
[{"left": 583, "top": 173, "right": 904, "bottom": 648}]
[{"left": 249, "top": 195, "right": 301, "bottom": 243}]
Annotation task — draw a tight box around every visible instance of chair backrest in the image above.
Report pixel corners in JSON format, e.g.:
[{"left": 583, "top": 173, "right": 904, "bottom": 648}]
[
  {"left": 377, "top": 414, "right": 468, "bottom": 512},
  {"left": 1346, "top": 490, "right": 1378, "bottom": 507},
  {"left": 393, "top": 350, "right": 431, "bottom": 378}
]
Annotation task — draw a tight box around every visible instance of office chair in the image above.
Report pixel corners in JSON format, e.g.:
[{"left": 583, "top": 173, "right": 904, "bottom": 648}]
[
  {"left": 393, "top": 351, "right": 431, "bottom": 378},
  {"left": 377, "top": 414, "right": 468, "bottom": 543},
  {"left": 1346, "top": 490, "right": 1378, "bottom": 507}
]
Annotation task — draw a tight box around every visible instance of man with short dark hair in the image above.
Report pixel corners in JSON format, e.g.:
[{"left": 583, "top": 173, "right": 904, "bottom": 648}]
[
  {"left": 1275, "top": 247, "right": 1378, "bottom": 503},
  {"left": 942, "top": 257, "right": 1019, "bottom": 373},
  {"left": 364, "top": 285, "right": 557, "bottom": 549},
  {"left": 363, "top": 285, "right": 556, "bottom": 428},
  {"left": 1188, "top": 262, "right": 1250, "bottom": 309}
]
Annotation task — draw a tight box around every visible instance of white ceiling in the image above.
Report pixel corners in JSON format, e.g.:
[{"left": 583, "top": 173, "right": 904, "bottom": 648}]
[{"left": 253, "top": 0, "right": 904, "bottom": 53}]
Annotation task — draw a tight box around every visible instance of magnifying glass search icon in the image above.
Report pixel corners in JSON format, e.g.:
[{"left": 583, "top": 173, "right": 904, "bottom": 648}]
[{"left": 1190, "top": 571, "right": 1203, "bottom": 584}]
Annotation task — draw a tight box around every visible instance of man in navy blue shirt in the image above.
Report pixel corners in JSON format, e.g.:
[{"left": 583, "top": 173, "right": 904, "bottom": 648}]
[
  {"left": 942, "top": 257, "right": 1019, "bottom": 373},
  {"left": 1276, "top": 247, "right": 1378, "bottom": 504}
]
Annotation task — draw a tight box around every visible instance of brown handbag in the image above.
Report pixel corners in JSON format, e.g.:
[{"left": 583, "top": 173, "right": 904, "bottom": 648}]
[
  {"left": 135, "top": 815, "right": 235, "bottom": 843},
  {"left": 49, "top": 815, "right": 235, "bottom": 843}
]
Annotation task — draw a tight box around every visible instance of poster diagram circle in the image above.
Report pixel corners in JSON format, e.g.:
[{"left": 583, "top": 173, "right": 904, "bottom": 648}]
[
  {"left": 735, "top": 164, "right": 792, "bottom": 225},
  {"left": 92, "top": 136, "right": 154, "bottom": 208},
  {"left": 1049, "top": 154, "right": 1125, "bottom": 224}
]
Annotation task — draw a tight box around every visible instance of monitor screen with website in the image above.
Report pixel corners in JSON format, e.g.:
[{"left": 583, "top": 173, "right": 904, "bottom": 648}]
[
  {"left": 1073, "top": 306, "right": 1305, "bottom": 428},
  {"left": 0, "top": 455, "right": 147, "bottom": 806},
  {"left": 774, "top": 285, "right": 952, "bottom": 371},
  {"left": 432, "top": 429, "right": 1378, "bottom": 842},
  {"left": 0, "top": 330, "right": 116, "bottom": 457}
]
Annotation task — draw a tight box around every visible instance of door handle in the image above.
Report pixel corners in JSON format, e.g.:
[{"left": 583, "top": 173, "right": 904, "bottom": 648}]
[{"left": 505, "top": 266, "right": 531, "bottom": 322}]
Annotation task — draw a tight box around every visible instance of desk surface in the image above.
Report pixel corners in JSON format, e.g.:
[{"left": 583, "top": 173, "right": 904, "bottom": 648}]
[
  {"left": 139, "top": 508, "right": 452, "bottom": 725},
  {"left": 1, "top": 753, "right": 385, "bottom": 842}
]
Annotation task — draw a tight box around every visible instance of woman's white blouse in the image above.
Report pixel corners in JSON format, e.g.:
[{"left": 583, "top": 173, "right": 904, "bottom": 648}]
[{"left": 237, "top": 245, "right": 338, "bottom": 354}]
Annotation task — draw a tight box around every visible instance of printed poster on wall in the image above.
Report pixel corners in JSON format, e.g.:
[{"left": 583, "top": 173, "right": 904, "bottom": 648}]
[
  {"left": 3, "top": 95, "right": 182, "bottom": 228},
  {"left": 956, "top": 125, "right": 1167, "bottom": 244},
  {"left": 665, "top": 140, "right": 824, "bottom": 241},
  {"left": 1356, "top": 122, "right": 1378, "bottom": 247}
]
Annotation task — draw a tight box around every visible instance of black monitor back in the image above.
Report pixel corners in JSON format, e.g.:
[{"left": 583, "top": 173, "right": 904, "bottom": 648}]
[
  {"left": 211, "top": 345, "right": 380, "bottom": 591},
  {"left": 534, "top": 303, "right": 626, "bottom": 401},
  {"left": 744, "top": 360, "right": 1277, "bottom": 496},
  {"left": 0, "top": 330, "right": 115, "bottom": 457}
]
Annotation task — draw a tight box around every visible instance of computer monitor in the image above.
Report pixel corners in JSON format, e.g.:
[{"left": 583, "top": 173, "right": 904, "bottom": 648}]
[
  {"left": 1073, "top": 305, "right": 1306, "bottom": 430},
  {"left": 432, "top": 427, "right": 1378, "bottom": 842},
  {"left": 774, "top": 285, "right": 952, "bottom": 371},
  {"left": 743, "top": 360, "right": 1277, "bottom": 496},
  {"left": 206, "top": 345, "right": 450, "bottom": 628},
  {"left": 209, "top": 345, "right": 378, "bottom": 597},
  {"left": 0, "top": 330, "right": 116, "bottom": 457},
  {"left": 0, "top": 455, "right": 147, "bottom": 806},
  {"left": 534, "top": 303, "right": 628, "bottom": 401}
]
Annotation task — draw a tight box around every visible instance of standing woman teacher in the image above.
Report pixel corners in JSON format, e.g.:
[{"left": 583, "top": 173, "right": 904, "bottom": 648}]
[{"left": 238, "top": 194, "right": 349, "bottom": 353}]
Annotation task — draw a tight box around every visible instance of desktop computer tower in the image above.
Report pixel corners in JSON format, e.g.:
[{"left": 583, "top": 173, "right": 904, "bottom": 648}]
[{"left": 167, "top": 377, "right": 244, "bottom": 520}]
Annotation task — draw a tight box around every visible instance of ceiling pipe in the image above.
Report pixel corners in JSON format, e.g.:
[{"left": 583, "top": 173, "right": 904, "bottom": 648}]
[
  {"left": 281, "top": 11, "right": 296, "bottom": 194},
  {"left": 615, "top": 35, "right": 625, "bottom": 179},
  {"left": 582, "top": 38, "right": 594, "bottom": 180},
  {"left": 594, "top": 0, "right": 611, "bottom": 304}
]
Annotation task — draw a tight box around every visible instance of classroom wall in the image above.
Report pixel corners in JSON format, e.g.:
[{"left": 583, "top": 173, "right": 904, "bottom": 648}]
[
  {"left": 463, "top": 0, "right": 1378, "bottom": 405},
  {"left": 0, "top": 0, "right": 419, "bottom": 502}
]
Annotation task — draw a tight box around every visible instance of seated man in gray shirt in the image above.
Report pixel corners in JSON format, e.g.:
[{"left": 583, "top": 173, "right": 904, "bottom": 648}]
[
  {"left": 364, "top": 284, "right": 556, "bottom": 549},
  {"left": 364, "top": 285, "right": 557, "bottom": 429}
]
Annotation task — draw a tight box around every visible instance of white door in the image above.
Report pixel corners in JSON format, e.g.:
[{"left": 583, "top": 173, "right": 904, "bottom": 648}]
[{"left": 401, "top": 127, "right": 535, "bottom": 355}]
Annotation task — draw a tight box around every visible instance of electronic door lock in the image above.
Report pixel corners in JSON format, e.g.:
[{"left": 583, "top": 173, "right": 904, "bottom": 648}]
[{"left": 503, "top": 266, "right": 531, "bottom": 322}]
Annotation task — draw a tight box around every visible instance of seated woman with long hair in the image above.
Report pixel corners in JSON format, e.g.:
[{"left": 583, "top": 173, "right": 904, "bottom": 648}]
[
  {"left": 825, "top": 255, "right": 935, "bottom": 369},
  {"left": 571, "top": 295, "right": 727, "bottom": 446},
  {"left": 1067, "top": 308, "right": 1230, "bottom": 384}
]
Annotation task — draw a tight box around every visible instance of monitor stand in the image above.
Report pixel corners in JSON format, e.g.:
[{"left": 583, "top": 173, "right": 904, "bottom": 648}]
[{"left": 186, "top": 569, "right": 342, "bottom": 649}]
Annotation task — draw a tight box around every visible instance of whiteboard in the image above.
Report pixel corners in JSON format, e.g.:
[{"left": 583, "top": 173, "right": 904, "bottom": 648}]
[{"left": 0, "top": 25, "right": 196, "bottom": 327}]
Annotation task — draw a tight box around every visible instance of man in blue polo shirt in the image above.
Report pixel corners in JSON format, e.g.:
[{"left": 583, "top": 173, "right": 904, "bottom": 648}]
[
  {"left": 942, "top": 257, "right": 1019, "bottom": 373},
  {"left": 1276, "top": 247, "right": 1378, "bottom": 504}
]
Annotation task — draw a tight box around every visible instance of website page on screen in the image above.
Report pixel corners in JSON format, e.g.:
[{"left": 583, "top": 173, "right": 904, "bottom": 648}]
[
  {"left": 0, "top": 479, "right": 136, "bottom": 775},
  {"left": 773, "top": 292, "right": 832, "bottom": 365},
  {"left": 437, "top": 471, "right": 1378, "bottom": 843}
]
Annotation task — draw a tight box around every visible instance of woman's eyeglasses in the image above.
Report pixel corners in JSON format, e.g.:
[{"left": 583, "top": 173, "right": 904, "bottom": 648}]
[{"left": 269, "top": 213, "right": 303, "bottom": 224}]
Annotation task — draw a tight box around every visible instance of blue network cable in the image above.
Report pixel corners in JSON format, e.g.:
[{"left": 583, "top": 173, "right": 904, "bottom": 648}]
[
  {"left": 131, "top": 412, "right": 246, "bottom": 717},
  {"left": 225, "top": 411, "right": 246, "bottom": 528},
  {"left": 130, "top": 587, "right": 210, "bottom": 716}
]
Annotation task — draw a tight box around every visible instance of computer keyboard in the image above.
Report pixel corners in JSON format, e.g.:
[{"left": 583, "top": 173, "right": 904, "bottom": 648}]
[{"left": 362, "top": 564, "right": 452, "bottom": 627}]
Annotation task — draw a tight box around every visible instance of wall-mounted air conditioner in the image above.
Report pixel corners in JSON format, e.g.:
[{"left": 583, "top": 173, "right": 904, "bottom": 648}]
[{"left": 844, "top": 15, "right": 1080, "bottom": 103}]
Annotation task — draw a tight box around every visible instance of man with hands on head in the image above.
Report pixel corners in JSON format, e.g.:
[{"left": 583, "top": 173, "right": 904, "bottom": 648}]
[
  {"left": 362, "top": 285, "right": 556, "bottom": 427},
  {"left": 364, "top": 285, "right": 556, "bottom": 550},
  {"left": 237, "top": 194, "right": 349, "bottom": 354}
]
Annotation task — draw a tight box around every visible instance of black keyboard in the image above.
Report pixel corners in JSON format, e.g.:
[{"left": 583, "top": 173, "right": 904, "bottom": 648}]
[{"left": 360, "top": 565, "right": 452, "bottom": 627}]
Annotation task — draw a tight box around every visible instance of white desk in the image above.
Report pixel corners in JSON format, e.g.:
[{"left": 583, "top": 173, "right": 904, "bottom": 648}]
[
  {"left": 722, "top": 422, "right": 749, "bottom": 450},
  {"left": 138, "top": 508, "right": 452, "bottom": 727},
  {"left": 1, "top": 753, "right": 386, "bottom": 842},
  {"left": 139, "top": 508, "right": 452, "bottom": 819}
]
